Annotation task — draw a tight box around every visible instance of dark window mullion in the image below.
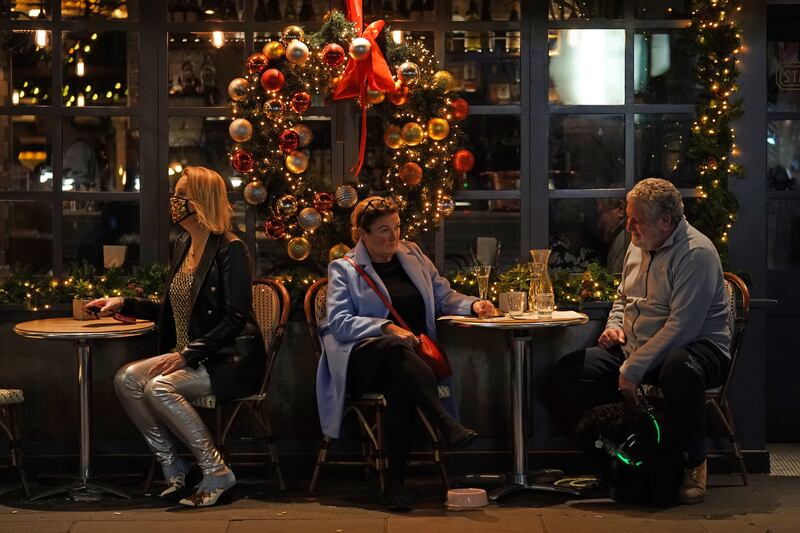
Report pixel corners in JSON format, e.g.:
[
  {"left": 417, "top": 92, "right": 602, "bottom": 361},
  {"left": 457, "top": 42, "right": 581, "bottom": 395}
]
[
  {"left": 52, "top": 2, "right": 64, "bottom": 276},
  {"left": 625, "top": 17, "right": 635, "bottom": 191},
  {"left": 531, "top": 0, "right": 548, "bottom": 248}
]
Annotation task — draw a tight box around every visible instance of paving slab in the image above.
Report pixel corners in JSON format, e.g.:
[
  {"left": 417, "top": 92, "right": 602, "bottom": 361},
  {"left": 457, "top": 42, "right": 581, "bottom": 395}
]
[
  {"left": 70, "top": 520, "right": 229, "bottom": 533},
  {"left": 0, "top": 523, "right": 73, "bottom": 533},
  {"left": 227, "top": 518, "right": 387, "bottom": 533}
]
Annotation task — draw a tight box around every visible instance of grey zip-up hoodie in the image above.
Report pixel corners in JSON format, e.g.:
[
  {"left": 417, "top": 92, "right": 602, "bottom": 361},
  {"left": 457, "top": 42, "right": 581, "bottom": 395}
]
[{"left": 607, "top": 217, "right": 731, "bottom": 384}]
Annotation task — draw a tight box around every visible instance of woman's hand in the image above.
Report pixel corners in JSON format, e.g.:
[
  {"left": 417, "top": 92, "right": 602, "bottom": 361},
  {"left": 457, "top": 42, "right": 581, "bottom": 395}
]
[
  {"left": 472, "top": 300, "right": 496, "bottom": 318},
  {"left": 147, "top": 353, "right": 188, "bottom": 378},
  {"left": 83, "top": 296, "right": 124, "bottom": 317},
  {"left": 382, "top": 323, "right": 420, "bottom": 348}
]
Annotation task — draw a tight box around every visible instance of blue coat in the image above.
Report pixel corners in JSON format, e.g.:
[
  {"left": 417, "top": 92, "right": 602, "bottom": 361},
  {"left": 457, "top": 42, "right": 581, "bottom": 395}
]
[{"left": 315, "top": 240, "right": 478, "bottom": 438}]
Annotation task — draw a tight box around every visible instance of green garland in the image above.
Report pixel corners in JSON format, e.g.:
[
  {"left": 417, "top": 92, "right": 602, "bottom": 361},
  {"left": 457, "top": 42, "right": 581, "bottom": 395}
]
[{"left": 686, "top": 0, "right": 743, "bottom": 266}]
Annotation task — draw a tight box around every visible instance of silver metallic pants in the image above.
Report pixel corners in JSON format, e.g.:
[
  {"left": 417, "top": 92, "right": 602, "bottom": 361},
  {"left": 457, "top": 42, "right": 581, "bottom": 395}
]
[{"left": 114, "top": 353, "right": 225, "bottom": 475}]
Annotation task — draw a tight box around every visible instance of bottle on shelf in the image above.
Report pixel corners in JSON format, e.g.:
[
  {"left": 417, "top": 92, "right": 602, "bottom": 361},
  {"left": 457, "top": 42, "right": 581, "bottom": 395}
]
[
  {"left": 450, "top": 5, "right": 465, "bottom": 53},
  {"left": 299, "top": 0, "right": 315, "bottom": 21},
  {"left": 285, "top": 0, "right": 298, "bottom": 21},
  {"left": 184, "top": 0, "right": 199, "bottom": 22},
  {"left": 172, "top": 0, "right": 188, "bottom": 23},
  {"left": 398, "top": 0, "right": 411, "bottom": 19},
  {"left": 507, "top": 2, "right": 520, "bottom": 54},
  {"left": 464, "top": 1, "right": 481, "bottom": 53},
  {"left": 422, "top": 0, "right": 435, "bottom": 21},
  {"left": 221, "top": 0, "right": 238, "bottom": 19},
  {"left": 254, "top": 0, "right": 268, "bottom": 20},
  {"left": 409, "top": 0, "right": 422, "bottom": 20},
  {"left": 382, "top": 0, "right": 396, "bottom": 19},
  {"left": 266, "top": 0, "right": 282, "bottom": 20},
  {"left": 480, "top": 0, "right": 492, "bottom": 52}
]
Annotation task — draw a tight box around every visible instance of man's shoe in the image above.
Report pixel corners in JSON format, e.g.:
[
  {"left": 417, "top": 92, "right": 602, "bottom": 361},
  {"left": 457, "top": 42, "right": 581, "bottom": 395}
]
[
  {"left": 381, "top": 481, "right": 411, "bottom": 512},
  {"left": 678, "top": 460, "right": 707, "bottom": 504},
  {"left": 441, "top": 421, "right": 478, "bottom": 450}
]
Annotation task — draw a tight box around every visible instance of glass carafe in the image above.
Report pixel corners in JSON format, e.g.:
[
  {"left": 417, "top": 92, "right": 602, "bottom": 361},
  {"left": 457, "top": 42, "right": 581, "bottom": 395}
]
[{"left": 528, "top": 249, "right": 554, "bottom": 317}]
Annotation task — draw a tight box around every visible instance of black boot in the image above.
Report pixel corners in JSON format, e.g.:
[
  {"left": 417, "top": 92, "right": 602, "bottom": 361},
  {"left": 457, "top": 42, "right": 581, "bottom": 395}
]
[
  {"left": 441, "top": 419, "right": 478, "bottom": 450},
  {"left": 381, "top": 479, "right": 411, "bottom": 511}
]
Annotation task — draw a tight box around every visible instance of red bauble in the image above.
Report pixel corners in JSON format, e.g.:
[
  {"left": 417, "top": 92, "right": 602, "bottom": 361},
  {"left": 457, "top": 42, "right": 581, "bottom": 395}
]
[
  {"left": 321, "top": 43, "right": 346, "bottom": 68},
  {"left": 452, "top": 149, "right": 476, "bottom": 173},
  {"left": 231, "top": 149, "right": 255, "bottom": 173},
  {"left": 388, "top": 83, "right": 410, "bottom": 106},
  {"left": 290, "top": 91, "right": 312, "bottom": 114},
  {"left": 449, "top": 98, "right": 470, "bottom": 122},
  {"left": 278, "top": 129, "right": 300, "bottom": 154},
  {"left": 398, "top": 162, "right": 423, "bottom": 186},
  {"left": 260, "top": 68, "right": 285, "bottom": 93},
  {"left": 246, "top": 53, "right": 268, "bottom": 74},
  {"left": 264, "top": 218, "right": 287, "bottom": 240},
  {"left": 313, "top": 191, "right": 334, "bottom": 213}
]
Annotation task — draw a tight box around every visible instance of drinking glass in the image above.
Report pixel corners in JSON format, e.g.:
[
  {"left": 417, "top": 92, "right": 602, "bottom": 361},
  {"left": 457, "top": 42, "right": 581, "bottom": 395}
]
[
  {"left": 507, "top": 291, "right": 526, "bottom": 317},
  {"left": 473, "top": 265, "right": 492, "bottom": 303},
  {"left": 536, "top": 292, "right": 555, "bottom": 320}
]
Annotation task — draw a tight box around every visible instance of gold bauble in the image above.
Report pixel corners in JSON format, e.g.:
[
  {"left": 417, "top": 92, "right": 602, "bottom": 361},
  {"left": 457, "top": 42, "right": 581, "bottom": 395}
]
[
  {"left": 287, "top": 237, "right": 311, "bottom": 261},
  {"left": 432, "top": 70, "right": 456, "bottom": 93},
  {"left": 328, "top": 243, "right": 351, "bottom": 262},
  {"left": 349, "top": 37, "right": 371, "bottom": 61},
  {"left": 335, "top": 185, "right": 358, "bottom": 208},
  {"left": 285, "top": 151, "right": 309, "bottom": 174},
  {"left": 366, "top": 88, "right": 385, "bottom": 104},
  {"left": 262, "top": 41, "right": 285, "bottom": 62},
  {"left": 427, "top": 118, "right": 450, "bottom": 141},
  {"left": 281, "top": 25, "right": 305, "bottom": 45},
  {"left": 298, "top": 207, "right": 322, "bottom": 231},
  {"left": 263, "top": 98, "right": 285, "bottom": 119},
  {"left": 396, "top": 61, "right": 420, "bottom": 86},
  {"left": 383, "top": 125, "right": 404, "bottom": 149},
  {"left": 292, "top": 123, "right": 313, "bottom": 147},
  {"left": 437, "top": 195, "right": 455, "bottom": 216},
  {"left": 227, "top": 77, "right": 249, "bottom": 101},
  {"left": 286, "top": 39, "right": 310, "bottom": 64},
  {"left": 229, "top": 118, "right": 253, "bottom": 142},
  {"left": 400, "top": 122, "right": 424, "bottom": 146},
  {"left": 275, "top": 194, "right": 299, "bottom": 217}
]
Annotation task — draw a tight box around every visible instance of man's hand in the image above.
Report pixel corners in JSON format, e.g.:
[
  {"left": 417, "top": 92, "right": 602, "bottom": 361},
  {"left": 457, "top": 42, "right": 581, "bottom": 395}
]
[
  {"left": 382, "top": 323, "right": 420, "bottom": 348},
  {"left": 472, "top": 300, "right": 496, "bottom": 318},
  {"left": 598, "top": 327, "right": 626, "bottom": 349},
  {"left": 618, "top": 372, "right": 639, "bottom": 404},
  {"left": 147, "top": 353, "right": 188, "bottom": 378}
]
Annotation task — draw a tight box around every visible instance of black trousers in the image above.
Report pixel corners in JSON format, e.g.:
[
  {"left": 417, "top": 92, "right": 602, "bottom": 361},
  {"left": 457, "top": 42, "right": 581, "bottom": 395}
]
[
  {"left": 347, "top": 336, "right": 453, "bottom": 483},
  {"left": 551, "top": 339, "right": 730, "bottom": 467}
]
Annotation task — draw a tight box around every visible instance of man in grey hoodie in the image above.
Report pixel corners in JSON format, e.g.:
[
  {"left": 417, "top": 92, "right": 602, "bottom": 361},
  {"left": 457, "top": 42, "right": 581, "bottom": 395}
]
[{"left": 552, "top": 178, "right": 731, "bottom": 504}]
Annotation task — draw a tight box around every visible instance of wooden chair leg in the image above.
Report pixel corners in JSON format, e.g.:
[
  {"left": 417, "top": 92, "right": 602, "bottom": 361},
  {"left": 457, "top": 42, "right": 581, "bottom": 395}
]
[
  {"left": 708, "top": 398, "right": 748, "bottom": 486},
  {"left": 252, "top": 405, "right": 285, "bottom": 491},
  {"left": 374, "top": 404, "right": 386, "bottom": 494},
  {"left": 308, "top": 436, "right": 331, "bottom": 493},
  {"left": 6, "top": 406, "right": 30, "bottom": 498},
  {"left": 416, "top": 407, "right": 450, "bottom": 490}
]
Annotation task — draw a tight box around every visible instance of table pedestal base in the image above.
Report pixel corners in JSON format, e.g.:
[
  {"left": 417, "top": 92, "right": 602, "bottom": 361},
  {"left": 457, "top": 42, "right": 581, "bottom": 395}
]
[
  {"left": 32, "top": 477, "right": 131, "bottom": 501},
  {"left": 488, "top": 477, "right": 583, "bottom": 501},
  {"left": 461, "top": 470, "right": 584, "bottom": 500}
]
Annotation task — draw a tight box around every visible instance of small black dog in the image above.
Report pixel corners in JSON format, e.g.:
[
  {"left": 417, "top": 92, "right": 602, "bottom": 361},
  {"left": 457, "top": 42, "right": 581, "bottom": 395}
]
[{"left": 576, "top": 401, "right": 683, "bottom": 506}]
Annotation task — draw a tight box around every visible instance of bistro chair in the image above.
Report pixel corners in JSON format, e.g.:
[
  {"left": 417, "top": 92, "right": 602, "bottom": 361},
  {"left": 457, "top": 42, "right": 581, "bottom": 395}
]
[
  {"left": 0, "top": 389, "right": 31, "bottom": 498},
  {"left": 304, "top": 278, "right": 449, "bottom": 493},
  {"left": 144, "top": 278, "right": 290, "bottom": 493},
  {"left": 643, "top": 272, "right": 750, "bottom": 486}
]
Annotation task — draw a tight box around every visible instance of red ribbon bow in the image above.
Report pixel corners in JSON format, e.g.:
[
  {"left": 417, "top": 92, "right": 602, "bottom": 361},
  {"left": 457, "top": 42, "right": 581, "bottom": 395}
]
[{"left": 333, "top": 0, "right": 396, "bottom": 178}]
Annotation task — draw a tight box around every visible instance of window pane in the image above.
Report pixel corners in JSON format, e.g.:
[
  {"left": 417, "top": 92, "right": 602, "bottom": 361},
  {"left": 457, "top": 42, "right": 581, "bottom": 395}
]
[
  {"left": 634, "top": 30, "right": 698, "bottom": 104},
  {"left": 452, "top": 0, "right": 520, "bottom": 22},
  {"left": 549, "top": 115, "right": 624, "bottom": 189},
  {"left": 550, "top": 198, "right": 625, "bottom": 274},
  {"left": 62, "top": 0, "right": 135, "bottom": 20},
  {"left": 169, "top": 32, "right": 245, "bottom": 107},
  {"left": 444, "top": 201, "right": 521, "bottom": 272},
  {"left": 169, "top": 0, "right": 241, "bottom": 22},
  {"left": 62, "top": 116, "right": 140, "bottom": 192},
  {"left": 169, "top": 116, "right": 234, "bottom": 187},
  {"left": 635, "top": 114, "right": 696, "bottom": 187},
  {"left": 0, "top": 200, "right": 53, "bottom": 275},
  {"left": 768, "top": 199, "right": 800, "bottom": 270},
  {"left": 768, "top": 41, "right": 800, "bottom": 112},
  {"left": 635, "top": 1, "right": 691, "bottom": 19},
  {"left": 63, "top": 31, "right": 138, "bottom": 107},
  {"left": 254, "top": 0, "right": 327, "bottom": 22},
  {"left": 768, "top": 120, "right": 800, "bottom": 191},
  {"left": 0, "top": 1, "right": 52, "bottom": 19},
  {"left": 458, "top": 115, "right": 520, "bottom": 191},
  {"left": 1, "top": 30, "right": 52, "bottom": 106},
  {"left": 0, "top": 115, "right": 52, "bottom": 192},
  {"left": 549, "top": 30, "right": 625, "bottom": 105},
  {"left": 445, "top": 32, "right": 520, "bottom": 105},
  {"left": 62, "top": 200, "right": 140, "bottom": 269},
  {"left": 548, "top": 0, "right": 623, "bottom": 20}
]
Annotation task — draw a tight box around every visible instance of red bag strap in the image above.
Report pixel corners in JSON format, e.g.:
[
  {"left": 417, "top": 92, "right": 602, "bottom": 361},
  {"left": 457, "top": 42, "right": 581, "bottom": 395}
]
[{"left": 343, "top": 256, "right": 412, "bottom": 331}]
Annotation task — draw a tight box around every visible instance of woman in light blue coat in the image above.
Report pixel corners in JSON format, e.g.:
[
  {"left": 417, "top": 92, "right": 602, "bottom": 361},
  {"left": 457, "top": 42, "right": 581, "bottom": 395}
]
[{"left": 316, "top": 196, "right": 496, "bottom": 510}]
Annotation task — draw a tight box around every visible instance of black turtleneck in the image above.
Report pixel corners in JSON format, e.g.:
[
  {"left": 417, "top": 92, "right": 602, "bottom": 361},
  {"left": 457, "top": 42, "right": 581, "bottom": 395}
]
[{"left": 371, "top": 255, "right": 427, "bottom": 335}]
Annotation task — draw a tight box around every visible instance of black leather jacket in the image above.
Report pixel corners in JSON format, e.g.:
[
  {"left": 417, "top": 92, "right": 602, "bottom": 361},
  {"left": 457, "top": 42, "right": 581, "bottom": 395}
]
[{"left": 120, "top": 231, "right": 265, "bottom": 401}]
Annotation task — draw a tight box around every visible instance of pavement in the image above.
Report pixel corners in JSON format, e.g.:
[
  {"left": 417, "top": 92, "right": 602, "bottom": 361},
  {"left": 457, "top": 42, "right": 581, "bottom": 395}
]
[{"left": 1, "top": 473, "right": 799, "bottom": 533}]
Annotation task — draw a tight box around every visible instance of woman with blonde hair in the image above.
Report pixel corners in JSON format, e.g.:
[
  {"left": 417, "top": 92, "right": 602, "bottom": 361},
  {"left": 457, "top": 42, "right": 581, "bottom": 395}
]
[
  {"left": 85, "top": 166, "right": 263, "bottom": 507},
  {"left": 316, "top": 196, "right": 496, "bottom": 510}
]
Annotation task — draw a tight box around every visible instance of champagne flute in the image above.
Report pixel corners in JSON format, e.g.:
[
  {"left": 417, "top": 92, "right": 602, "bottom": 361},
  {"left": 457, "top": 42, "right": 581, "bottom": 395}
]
[{"left": 473, "top": 265, "right": 492, "bottom": 307}]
